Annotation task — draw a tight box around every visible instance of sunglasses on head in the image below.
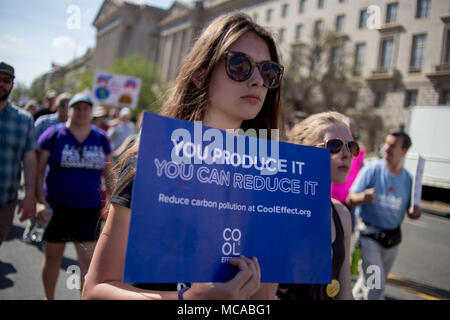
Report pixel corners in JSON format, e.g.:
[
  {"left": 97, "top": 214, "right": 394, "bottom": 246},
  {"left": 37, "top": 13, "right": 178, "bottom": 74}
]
[
  {"left": 317, "top": 139, "right": 360, "bottom": 157},
  {"left": 222, "top": 51, "right": 284, "bottom": 89}
]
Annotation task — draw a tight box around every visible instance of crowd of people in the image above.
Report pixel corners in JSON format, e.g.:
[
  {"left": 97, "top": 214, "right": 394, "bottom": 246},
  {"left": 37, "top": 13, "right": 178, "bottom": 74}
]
[
  {"left": 0, "top": 12, "right": 421, "bottom": 301},
  {"left": 0, "top": 62, "right": 137, "bottom": 299}
]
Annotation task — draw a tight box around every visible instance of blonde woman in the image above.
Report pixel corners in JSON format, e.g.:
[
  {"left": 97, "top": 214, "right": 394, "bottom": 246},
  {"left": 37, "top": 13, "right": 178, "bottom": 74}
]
[
  {"left": 278, "top": 111, "right": 357, "bottom": 300},
  {"left": 82, "top": 13, "right": 283, "bottom": 300}
]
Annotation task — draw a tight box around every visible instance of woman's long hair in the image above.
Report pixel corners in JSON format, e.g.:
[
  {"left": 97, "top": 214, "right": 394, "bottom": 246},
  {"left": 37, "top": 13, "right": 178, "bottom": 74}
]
[{"left": 111, "top": 13, "right": 282, "bottom": 200}]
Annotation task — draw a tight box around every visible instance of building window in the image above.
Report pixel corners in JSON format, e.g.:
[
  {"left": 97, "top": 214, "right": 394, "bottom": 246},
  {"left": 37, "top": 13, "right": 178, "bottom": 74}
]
[
  {"left": 314, "top": 20, "right": 324, "bottom": 37},
  {"left": 359, "top": 9, "right": 370, "bottom": 29},
  {"left": 299, "top": 0, "right": 307, "bottom": 13},
  {"left": 330, "top": 47, "right": 343, "bottom": 72},
  {"left": 295, "top": 24, "right": 303, "bottom": 41},
  {"left": 266, "top": 8, "right": 273, "bottom": 22},
  {"left": 291, "top": 46, "right": 303, "bottom": 70},
  {"left": 354, "top": 43, "right": 366, "bottom": 75},
  {"left": 441, "top": 90, "right": 450, "bottom": 105},
  {"left": 279, "top": 28, "right": 285, "bottom": 43},
  {"left": 416, "top": 0, "right": 431, "bottom": 18},
  {"left": 339, "top": 0, "right": 345, "bottom": 3},
  {"left": 404, "top": 90, "right": 418, "bottom": 107},
  {"left": 318, "top": 0, "right": 325, "bottom": 9},
  {"left": 410, "top": 34, "right": 427, "bottom": 69},
  {"left": 282, "top": 4, "right": 289, "bottom": 17},
  {"left": 374, "top": 92, "right": 386, "bottom": 108},
  {"left": 381, "top": 38, "right": 394, "bottom": 70},
  {"left": 386, "top": 3, "right": 399, "bottom": 24},
  {"left": 336, "top": 15, "right": 345, "bottom": 33},
  {"left": 349, "top": 90, "right": 358, "bottom": 107},
  {"left": 445, "top": 30, "right": 450, "bottom": 65},
  {"left": 311, "top": 50, "right": 321, "bottom": 72}
]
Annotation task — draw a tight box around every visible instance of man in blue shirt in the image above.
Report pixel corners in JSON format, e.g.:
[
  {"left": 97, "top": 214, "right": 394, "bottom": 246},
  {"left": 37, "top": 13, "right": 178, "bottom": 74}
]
[
  {"left": 34, "top": 92, "right": 71, "bottom": 139},
  {"left": 0, "top": 62, "right": 38, "bottom": 246},
  {"left": 348, "top": 131, "right": 421, "bottom": 300}
]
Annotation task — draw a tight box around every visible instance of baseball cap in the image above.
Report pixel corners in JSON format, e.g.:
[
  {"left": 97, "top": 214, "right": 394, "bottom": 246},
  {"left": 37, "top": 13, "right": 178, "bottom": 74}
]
[
  {"left": 119, "top": 107, "right": 131, "bottom": 117},
  {"left": 0, "top": 62, "right": 15, "bottom": 77},
  {"left": 68, "top": 93, "right": 93, "bottom": 108},
  {"left": 46, "top": 89, "right": 57, "bottom": 99},
  {"left": 92, "top": 105, "right": 107, "bottom": 118}
]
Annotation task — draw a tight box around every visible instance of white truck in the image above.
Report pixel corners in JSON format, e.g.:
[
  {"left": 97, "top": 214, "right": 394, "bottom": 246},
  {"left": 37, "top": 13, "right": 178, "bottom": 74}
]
[{"left": 404, "top": 106, "right": 450, "bottom": 191}]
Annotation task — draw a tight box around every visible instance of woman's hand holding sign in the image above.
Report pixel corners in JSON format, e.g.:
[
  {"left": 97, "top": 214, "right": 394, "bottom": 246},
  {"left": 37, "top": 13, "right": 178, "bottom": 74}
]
[{"left": 186, "top": 256, "right": 261, "bottom": 300}]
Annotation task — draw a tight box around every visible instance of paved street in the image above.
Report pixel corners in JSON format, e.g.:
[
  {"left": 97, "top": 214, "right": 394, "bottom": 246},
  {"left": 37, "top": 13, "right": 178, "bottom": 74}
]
[
  {"left": 0, "top": 211, "right": 80, "bottom": 300},
  {"left": 1, "top": 206, "right": 449, "bottom": 300},
  {"left": 384, "top": 210, "right": 450, "bottom": 300}
]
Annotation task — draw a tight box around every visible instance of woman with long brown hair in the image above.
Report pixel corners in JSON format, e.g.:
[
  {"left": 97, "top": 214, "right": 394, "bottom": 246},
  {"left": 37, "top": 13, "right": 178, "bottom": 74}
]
[{"left": 82, "top": 12, "right": 283, "bottom": 300}]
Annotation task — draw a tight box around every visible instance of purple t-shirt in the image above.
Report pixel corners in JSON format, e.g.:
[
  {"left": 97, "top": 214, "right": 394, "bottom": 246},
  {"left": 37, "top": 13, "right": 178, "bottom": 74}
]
[{"left": 38, "top": 124, "right": 111, "bottom": 208}]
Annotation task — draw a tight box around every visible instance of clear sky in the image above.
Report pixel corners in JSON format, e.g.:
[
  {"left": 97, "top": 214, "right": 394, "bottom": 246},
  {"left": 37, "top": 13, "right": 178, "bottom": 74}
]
[{"left": 0, "top": 0, "right": 193, "bottom": 87}]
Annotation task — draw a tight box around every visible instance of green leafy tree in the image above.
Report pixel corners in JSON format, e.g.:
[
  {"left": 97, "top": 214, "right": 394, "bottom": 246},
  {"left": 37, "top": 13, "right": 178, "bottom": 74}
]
[
  {"left": 29, "top": 75, "right": 52, "bottom": 103},
  {"left": 283, "top": 30, "right": 355, "bottom": 115},
  {"left": 76, "top": 54, "right": 163, "bottom": 118},
  {"left": 10, "top": 81, "right": 29, "bottom": 106},
  {"left": 108, "top": 54, "right": 162, "bottom": 117},
  {"left": 48, "top": 76, "right": 65, "bottom": 95},
  {"left": 282, "top": 30, "right": 384, "bottom": 153},
  {"left": 75, "top": 70, "right": 94, "bottom": 93}
]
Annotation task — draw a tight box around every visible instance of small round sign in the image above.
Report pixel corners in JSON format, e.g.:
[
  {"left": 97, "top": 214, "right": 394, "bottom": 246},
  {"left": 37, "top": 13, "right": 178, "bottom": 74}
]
[{"left": 326, "top": 279, "right": 340, "bottom": 298}]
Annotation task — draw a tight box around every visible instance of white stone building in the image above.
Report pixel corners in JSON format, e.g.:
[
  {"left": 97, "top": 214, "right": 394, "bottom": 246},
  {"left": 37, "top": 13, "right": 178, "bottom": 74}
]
[{"left": 61, "top": 0, "right": 450, "bottom": 148}]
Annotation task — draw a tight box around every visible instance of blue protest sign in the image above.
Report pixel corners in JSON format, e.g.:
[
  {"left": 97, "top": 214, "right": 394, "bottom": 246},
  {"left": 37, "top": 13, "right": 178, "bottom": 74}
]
[{"left": 123, "top": 112, "right": 331, "bottom": 284}]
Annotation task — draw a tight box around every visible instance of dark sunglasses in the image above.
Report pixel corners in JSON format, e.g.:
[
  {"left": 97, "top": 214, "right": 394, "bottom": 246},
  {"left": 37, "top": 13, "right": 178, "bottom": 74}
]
[
  {"left": 317, "top": 139, "right": 360, "bottom": 157},
  {"left": 222, "top": 51, "right": 284, "bottom": 89},
  {"left": 0, "top": 76, "right": 13, "bottom": 84}
]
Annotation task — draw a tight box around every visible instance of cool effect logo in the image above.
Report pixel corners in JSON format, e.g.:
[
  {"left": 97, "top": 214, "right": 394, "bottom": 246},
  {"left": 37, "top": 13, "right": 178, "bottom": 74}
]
[{"left": 221, "top": 227, "right": 242, "bottom": 263}]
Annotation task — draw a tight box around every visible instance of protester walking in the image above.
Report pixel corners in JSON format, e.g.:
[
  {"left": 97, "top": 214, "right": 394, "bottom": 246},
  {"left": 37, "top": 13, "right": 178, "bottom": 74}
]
[
  {"left": 82, "top": 12, "right": 284, "bottom": 300},
  {"left": 35, "top": 93, "right": 113, "bottom": 299},
  {"left": 23, "top": 100, "right": 38, "bottom": 118},
  {"left": 112, "top": 111, "right": 143, "bottom": 159},
  {"left": 91, "top": 105, "right": 110, "bottom": 132},
  {"left": 34, "top": 92, "right": 71, "bottom": 138},
  {"left": 34, "top": 89, "right": 57, "bottom": 121},
  {"left": 348, "top": 131, "right": 421, "bottom": 300},
  {"left": 23, "top": 92, "right": 72, "bottom": 244},
  {"left": 278, "top": 111, "right": 357, "bottom": 300},
  {"left": 107, "top": 107, "right": 136, "bottom": 151},
  {"left": 0, "top": 61, "right": 38, "bottom": 246}
]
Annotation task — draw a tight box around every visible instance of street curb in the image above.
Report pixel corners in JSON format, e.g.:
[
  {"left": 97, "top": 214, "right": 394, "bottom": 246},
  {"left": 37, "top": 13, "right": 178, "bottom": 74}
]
[{"left": 422, "top": 205, "right": 450, "bottom": 219}]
